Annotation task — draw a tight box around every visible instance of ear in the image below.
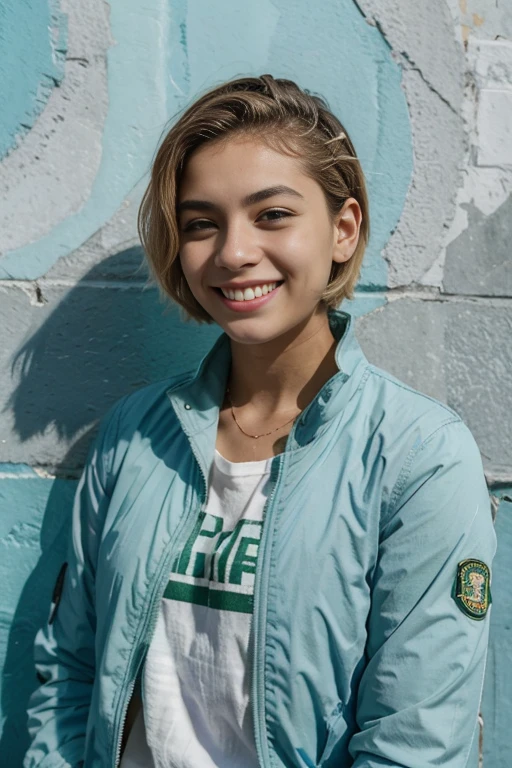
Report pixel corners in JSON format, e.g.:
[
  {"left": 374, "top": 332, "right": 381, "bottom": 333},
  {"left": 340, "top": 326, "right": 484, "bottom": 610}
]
[{"left": 332, "top": 198, "right": 363, "bottom": 264}]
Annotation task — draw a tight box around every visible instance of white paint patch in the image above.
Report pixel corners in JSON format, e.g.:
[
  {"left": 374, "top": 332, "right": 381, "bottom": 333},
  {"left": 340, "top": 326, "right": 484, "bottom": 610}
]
[
  {"left": 472, "top": 39, "right": 512, "bottom": 166},
  {"left": 476, "top": 90, "right": 512, "bottom": 166},
  {"left": 472, "top": 38, "right": 512, "bottom": 90}
]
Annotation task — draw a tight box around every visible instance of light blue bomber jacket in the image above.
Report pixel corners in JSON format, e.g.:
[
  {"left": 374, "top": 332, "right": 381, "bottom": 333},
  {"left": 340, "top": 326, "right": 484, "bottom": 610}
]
[{"left": 24, "top": 310, "right": 496, "bottom": 768}]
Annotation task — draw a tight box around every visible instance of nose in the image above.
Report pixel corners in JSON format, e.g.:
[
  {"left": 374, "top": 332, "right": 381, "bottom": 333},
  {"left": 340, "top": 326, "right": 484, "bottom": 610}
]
[{"left": 214, "top": 220, "right": 261, "bottom": 271}]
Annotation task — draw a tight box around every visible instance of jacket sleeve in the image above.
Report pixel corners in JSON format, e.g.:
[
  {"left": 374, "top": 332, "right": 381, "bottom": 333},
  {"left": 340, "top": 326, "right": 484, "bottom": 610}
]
[
  {"left": 24, "top": 400, "right": 124, "bottom": 768},
  {"left": 349, "top": 419, "right": 497, "bottom": 768}
]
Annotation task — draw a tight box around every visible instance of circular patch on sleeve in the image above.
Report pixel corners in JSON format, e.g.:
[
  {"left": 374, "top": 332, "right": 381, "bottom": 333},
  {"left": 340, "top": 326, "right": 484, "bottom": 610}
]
[{"left": 453, "top": 559, "right": 492, "bottom": 620}]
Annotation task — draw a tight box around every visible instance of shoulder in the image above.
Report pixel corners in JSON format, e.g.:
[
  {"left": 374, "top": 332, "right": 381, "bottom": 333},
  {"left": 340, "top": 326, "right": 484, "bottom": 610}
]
[
  {"left": 364, "top": 360, "right": 483, "bottom": 453},
  {"left": 359, "top": 363, "right": 488, "bottom": 512},
  {"left": 364, "top": 363, "right": 461, "bottom": 434},
  {"left": 360, "top": 362, "right": 478, "bottom": 455}
]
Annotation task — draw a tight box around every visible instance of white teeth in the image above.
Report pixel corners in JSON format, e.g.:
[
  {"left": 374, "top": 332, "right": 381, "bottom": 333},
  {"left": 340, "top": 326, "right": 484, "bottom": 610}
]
[{"left": 220, "top": 282, "right": 280, "bottom": 301}]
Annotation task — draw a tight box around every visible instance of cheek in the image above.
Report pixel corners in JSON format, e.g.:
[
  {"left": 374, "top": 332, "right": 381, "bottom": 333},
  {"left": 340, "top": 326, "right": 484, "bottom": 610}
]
[
  {"left": 273, "top": 229, "right": 313, "bottom": 265},
  {"left": 179, "top": 246, "right": 206, "bottom": 285},
  {"left": 283, "top": 214, "right": 331, "bottom": 252},
  {"left": 277, "top": 229, "right": 333, "bottom": 280}
]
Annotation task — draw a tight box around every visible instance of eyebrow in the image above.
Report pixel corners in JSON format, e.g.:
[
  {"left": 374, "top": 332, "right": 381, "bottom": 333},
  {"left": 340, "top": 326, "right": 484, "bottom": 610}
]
[{"left": 177, "top": 185, "right": 304, "bottom": 215}]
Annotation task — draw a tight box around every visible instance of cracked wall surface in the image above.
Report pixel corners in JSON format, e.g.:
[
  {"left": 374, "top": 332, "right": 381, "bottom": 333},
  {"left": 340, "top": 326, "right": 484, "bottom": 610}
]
[{"left": 0, "top": 0, "right": 510, "bottom": 764}]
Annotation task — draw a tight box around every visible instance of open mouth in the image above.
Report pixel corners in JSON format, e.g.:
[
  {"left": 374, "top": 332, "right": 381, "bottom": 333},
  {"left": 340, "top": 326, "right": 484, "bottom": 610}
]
[{"left": 215, "top": 281, "right": 284, "bottom": 302}]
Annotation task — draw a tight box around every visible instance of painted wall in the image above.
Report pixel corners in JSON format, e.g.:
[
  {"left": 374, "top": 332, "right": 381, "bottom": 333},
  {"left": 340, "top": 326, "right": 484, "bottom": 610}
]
[{"left": 0, "top": 0, "right": 510, "bottom": 764}]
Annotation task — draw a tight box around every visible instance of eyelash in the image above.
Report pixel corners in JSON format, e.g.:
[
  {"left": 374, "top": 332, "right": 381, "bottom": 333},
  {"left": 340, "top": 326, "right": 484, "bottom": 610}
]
[{"left": 182, "top": 209, "right": 292, "bottom": 232}]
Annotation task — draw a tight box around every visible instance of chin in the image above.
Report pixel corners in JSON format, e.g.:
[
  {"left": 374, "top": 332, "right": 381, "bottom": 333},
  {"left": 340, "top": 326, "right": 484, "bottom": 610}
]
[
  {"left": 219, "top": 316, "right": 301, "bottom": 347},
  {"left": 222, "top": 325, "right": 278, "bottom": 346}
]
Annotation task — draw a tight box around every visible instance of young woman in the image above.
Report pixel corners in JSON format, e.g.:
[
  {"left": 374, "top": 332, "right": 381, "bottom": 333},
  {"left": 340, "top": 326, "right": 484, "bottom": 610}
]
[{"left": 25, "top": 75, "right": 496, "bottom": 768}]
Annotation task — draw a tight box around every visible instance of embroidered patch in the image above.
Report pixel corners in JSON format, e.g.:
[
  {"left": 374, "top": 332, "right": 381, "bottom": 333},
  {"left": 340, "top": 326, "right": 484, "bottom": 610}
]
[{"left": 453, "top": 559, "right": 491, "bottom": 620}]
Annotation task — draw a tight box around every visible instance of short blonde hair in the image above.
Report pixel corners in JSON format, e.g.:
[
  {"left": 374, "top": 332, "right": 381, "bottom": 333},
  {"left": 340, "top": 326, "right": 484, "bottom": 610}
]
[{"left": 138, "top": 74, "right": 370, "bottom": 323}]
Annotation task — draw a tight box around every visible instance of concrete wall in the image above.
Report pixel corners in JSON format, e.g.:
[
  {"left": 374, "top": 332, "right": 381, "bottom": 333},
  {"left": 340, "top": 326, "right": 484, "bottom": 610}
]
[{"left": 0, "top": 1, "right": 510, "bottom": 764}]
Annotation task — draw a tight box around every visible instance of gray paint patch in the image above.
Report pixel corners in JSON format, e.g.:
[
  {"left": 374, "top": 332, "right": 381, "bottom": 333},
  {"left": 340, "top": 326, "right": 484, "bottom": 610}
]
[
  {"left": 355, "top": 0, "right": 464, "bottom": 108},
  {"left": 444, "top": 195, "right": 512, "bottom": 296},
  {"left": 355, "top": 299, "right": 447, "bottom": 402},
  {"left": 386, "top": 69, "right": 465, "bottom": 286},
  {"left": 355, "top": 0, "right": 466, "bottom": 288},
  {"left": 355, "top": 296, "right": 512, "bottom": 477},
  {"left": 444, "top": 302, "right": 512, "bottom": 476}
]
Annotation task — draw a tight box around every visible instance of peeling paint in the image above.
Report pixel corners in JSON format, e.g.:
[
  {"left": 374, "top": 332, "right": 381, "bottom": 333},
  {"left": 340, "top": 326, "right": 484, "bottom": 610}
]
[
  {"left": 460, "top": 0, "right": 512, "bottom": 40},
  {"left": 423, "top": 34, "right": 512, "bottom": 288},
  {"left": 354, "top": 0, "right": 465, "bottom": 288}
]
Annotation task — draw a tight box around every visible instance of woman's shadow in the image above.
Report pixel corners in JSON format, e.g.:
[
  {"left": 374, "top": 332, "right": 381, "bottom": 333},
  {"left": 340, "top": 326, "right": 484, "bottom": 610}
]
[{"left": 0, "top": 249, "right": 220, "bottom": 765}]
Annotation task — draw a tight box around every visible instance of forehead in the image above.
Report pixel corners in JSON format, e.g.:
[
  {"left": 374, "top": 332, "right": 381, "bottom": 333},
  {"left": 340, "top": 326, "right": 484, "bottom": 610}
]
[{"left": 178, "top": 137, "right": 311, "bottom": 199}]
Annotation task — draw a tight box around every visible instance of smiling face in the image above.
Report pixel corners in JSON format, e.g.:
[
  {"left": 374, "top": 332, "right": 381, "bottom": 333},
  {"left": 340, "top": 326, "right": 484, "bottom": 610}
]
[{"left": 178, "top": 136, "right": 361, "bottom": 346}]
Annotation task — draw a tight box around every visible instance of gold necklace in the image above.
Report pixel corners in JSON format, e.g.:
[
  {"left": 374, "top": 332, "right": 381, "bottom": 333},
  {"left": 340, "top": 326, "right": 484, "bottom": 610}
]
[{"left": 226, "top": 388, "right": 303, "bottom": 440}]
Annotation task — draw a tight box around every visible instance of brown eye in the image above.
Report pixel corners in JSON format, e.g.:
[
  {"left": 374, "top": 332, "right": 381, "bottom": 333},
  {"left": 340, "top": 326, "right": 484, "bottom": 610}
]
[
  {"left": 182, "top": 219, "right": 216, "bottom": 232},
  {"left": 259, "top": 209, "right": 292, "bottom": 222}
]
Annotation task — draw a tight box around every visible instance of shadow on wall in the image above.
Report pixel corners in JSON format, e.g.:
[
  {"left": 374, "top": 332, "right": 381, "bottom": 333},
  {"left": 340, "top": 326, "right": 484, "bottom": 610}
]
[
  {"left": 1, "top": 251, "right": 221, "bottom": 763},
  {"left": 7, "top": 248, "right": 221, "bottom": 470}
]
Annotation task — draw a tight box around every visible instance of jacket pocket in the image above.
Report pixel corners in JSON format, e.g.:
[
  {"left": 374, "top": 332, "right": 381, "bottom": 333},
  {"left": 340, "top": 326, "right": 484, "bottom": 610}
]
[{"left": 317, "top": 702, "right": 352, "bottom": 767}]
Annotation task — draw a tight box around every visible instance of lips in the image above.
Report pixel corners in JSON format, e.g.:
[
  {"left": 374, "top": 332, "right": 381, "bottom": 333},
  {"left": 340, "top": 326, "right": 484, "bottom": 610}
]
[
  {"left": 214, "top": 281, "right": 283, "bottom": 312},
  {"left": 219, "top": 282, "right": 281, "bottom": 302}
]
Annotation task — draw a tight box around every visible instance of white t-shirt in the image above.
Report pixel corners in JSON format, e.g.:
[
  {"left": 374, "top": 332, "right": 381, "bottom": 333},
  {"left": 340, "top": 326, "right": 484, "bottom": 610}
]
[{"left": 120, "top": 449, "right": 272, "bottom": 768}]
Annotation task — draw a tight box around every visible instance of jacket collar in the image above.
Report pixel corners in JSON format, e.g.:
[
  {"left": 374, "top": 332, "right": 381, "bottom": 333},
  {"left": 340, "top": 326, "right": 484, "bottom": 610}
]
[{"left": 167, "top": 310, "right": 369, "bottom": 475}]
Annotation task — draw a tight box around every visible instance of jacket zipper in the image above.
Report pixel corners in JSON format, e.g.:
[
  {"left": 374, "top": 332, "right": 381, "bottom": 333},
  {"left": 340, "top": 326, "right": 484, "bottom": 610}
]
[
  {"left": 112, "top": 450, "right": 283, "bottom": 767},
  {"left": 251, "top": 402, "right": 317, "bottom": 767},
  {"left": 112, "top": 463, "right": 208, "bottom": 767},
  {"left": 251, "top": 451, "right": 285, "bottom": 768}
]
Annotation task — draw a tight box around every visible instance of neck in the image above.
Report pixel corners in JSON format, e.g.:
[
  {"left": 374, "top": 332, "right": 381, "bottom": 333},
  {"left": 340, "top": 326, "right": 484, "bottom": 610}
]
[{"left": 227, "top": 308, "right": 339, "bottom": 415}]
